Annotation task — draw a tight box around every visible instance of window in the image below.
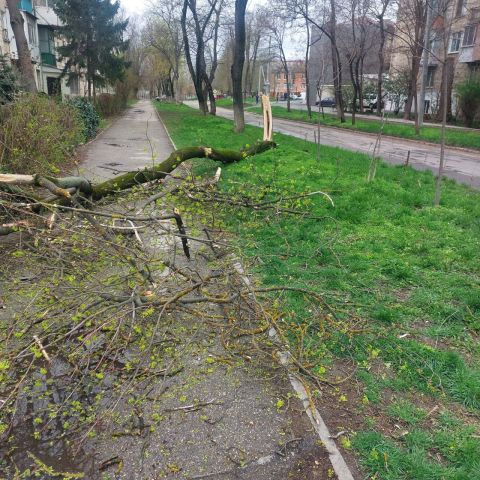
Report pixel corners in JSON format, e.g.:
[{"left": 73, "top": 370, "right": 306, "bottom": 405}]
[
  {"left": 469, "top": 62, "right": 480, "bottom": 78},
  {"left": 283, "top": 74, "right": 286, "bottom": 80},
  {"left": 276, "top": 73, "right": 281, "bottom": 79},
  {"left": 301, "top": 74, "right": 305, "bottom": 79},
  {"left": 276, "top": 83, "right": 280, "bottom": 89},
  {"left": 472, "top": 9, "right": 480, "bottom": 19},
  {"left": 36, "top": 0, "right": 55, "bottom": 7},
  {"left": 462, "top": 25, "right": 477, "bottom": 46},
  {"left": 283, "top": 83, "right": 287, "bottom": 89},
  {"left": 1, "top": 11, "right": 8, "bottom": 43},
  {"left": 456, "top": 0, "right": 467, "bottom": 16},
  {"left": 27, "top": 18, "right": 36, "bottom": 45},
  {"left": 449, "top": 32, "right": 461, "bottom": 52},
  {"left": 70, "top": 76, "right": 79, "bottom": 95},
  {"left": 301, "top": 83, "right": 306, "bottom": 89},
  {"left": 426, "top": 66, "right": 436, "bottom": 87}
]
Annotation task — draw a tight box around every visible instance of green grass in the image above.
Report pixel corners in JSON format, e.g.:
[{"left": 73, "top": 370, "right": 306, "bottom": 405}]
[
  {"left": 154, "top": 102, "right": 480, "bottom": 479},
  {"left": 215, "top": 98, "right": 253, "bottom": 109},
  {"left": 248, "top": 106, "right": 480, "bottom": 150}
]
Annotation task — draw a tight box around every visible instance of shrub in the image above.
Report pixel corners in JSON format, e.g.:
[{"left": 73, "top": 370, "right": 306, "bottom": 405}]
[
  {"left": 456, "top": 78, "right": 480, "bottom": 128},
  {"left": 96, "top": 93, "right": 123, "bottom": 117},
  {"left": 0, "top": 94, "right": 83, "bottom": 175},
  {"left": 0, "top": 54, "right": 19, "bottom": 104},
  {"left": 68, "top": 97, "right": 100, "bottom": 138}
]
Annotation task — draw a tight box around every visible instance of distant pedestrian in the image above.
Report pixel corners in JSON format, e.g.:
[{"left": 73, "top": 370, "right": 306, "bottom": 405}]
[{"left": 255, "top": 94, "right": 259, "bottom": 104}]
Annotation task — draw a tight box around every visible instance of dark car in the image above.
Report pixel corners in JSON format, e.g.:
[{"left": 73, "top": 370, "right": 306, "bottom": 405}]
[{"left": 316, "top": 97, "right": 336, "bottom": 108}]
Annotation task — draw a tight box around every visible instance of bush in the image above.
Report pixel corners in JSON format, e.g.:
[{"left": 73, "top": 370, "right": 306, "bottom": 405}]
[
  {"left": 68, "top": 97, "right": 100, "bottom": 138},
  {"left": 0, "top": 54, "right": 19, "bottom": 104},
  {"left": 96, "top": 93, "right": 124, "bottom": 117},
  {"left": 0, "top": 94, "right": 83, "bottom": 175},
  {"left": 456, "top": 78, "right": 480, "bottom": 128}
]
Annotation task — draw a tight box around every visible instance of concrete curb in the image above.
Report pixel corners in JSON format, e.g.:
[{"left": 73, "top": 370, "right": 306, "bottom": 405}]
[
  {"left": 232, "top": 259, "right": 356, "bottom": 480},
  {"left": 153, "top": 102, "right": 178, "bottom": 150}
]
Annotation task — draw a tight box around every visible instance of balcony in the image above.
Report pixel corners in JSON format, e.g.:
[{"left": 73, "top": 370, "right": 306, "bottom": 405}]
[{"left": 41, "top": 52, "right": 56, "bottom": 67}]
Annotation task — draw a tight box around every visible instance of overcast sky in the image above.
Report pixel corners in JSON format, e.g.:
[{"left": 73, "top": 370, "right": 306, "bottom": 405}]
[{"left": 118, "top": 0, "right": 306, "bottom": 58}]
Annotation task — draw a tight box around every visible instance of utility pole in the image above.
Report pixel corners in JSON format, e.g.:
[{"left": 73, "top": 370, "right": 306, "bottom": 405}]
[{"left": 419, "top": 1, "right": 432, "bottom": 127}]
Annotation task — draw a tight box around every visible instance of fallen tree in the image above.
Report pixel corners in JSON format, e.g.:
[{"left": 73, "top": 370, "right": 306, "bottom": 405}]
[
  {"left": 0, "top": 140, "right": 275, "bottom": 202},
  {"left": 0, "top": 138, "right": 345, "bottom": 477}
]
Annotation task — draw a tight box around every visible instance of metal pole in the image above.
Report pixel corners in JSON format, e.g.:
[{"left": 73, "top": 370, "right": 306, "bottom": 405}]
[{"left": 419, "top": 1, "right": 432, "bottom": 127}]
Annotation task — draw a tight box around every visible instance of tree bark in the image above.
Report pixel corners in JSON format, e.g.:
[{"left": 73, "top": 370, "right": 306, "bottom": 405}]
[
  {"left": 305, "top": 15, "right": 311, "bottom": 118},
  {"left": 0, "top": 141, "right": 275, "bottom": 203},
  {"left": 376, "top": 8, "right": 387, "bottom": 117},
  {"left": 6, "top": 0, "right": 37, "bottom": 93},
  {"left": 232, "top": 0, "right": 248, "bottom": 133},
  {"left": 329, "top": 0, "right": 345, "bottom": 122},
  {"left": 434, "top": 57, "right": 454, "bottom": 123}
]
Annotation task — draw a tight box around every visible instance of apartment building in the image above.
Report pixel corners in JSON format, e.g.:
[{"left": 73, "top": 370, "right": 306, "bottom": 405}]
[
  {"left": 390, "top": 0, "right": 480, "bottom": 115},
  {"left": 308, "top": 18, "right": 395, "bottom": 102},
  {"left": 2, "top": 0, "right": 80, "bottom": 96},
  {"left": 270, "top": 61, "right": 307, "bottom": 98}
]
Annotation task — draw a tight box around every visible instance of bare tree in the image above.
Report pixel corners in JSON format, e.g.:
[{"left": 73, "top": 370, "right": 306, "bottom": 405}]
[
  {"left": 267, "top": 12, "right": 293, "bottom": 112},
  {"left": 205, "top": 0, "right": 225, "bottom": 115},
  {"left": 232, "top": 0, "right": 249, "bottom": 133},
  {"left": 149, "top": 0, "right": 185, "bottom": 105},
  {"left": 6, "top": 0, "right": 37, "bottom": 92},
  {"left": 394, "top": 0, "right": 428, "bottom": 120},
  {"left": 244, "top": 9, "right": 264, "bottom": 99},
  {"left": 181, "top": 0, "right": 220, "bottom": 115},
  {"left": 371, "top": 0, "right": 392, "bottom": 117},
  {"left": 288, "top": 0, "right": 346, "bottom": 122}
]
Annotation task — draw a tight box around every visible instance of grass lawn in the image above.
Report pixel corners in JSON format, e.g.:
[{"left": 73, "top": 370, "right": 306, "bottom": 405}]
[
  {"left": 248, "top": 106, "right": 480, "bottom": 151},
  {"left": 155, "top": 102, "right": 480, "bottom": 479},
  {"left": 215, "top": 98, "right": 253, "bottom": 109}
]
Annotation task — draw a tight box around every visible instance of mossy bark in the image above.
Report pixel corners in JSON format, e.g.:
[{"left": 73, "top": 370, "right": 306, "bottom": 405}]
[{"left": 91, "top": 140, "right": 274, "bottom": 200}]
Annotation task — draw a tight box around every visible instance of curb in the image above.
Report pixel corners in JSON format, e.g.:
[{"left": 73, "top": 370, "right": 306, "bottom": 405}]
[
  {"left": 232, "top": 260, "right": 356, "bottom": 480},
  {"left": 153, "top": 102, "right": 177, "bottom": 150}
]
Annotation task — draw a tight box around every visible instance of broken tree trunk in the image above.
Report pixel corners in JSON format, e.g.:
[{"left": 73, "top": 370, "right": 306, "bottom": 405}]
[{"left": 262, "top": 94, "right": 273, "bottom": 141}]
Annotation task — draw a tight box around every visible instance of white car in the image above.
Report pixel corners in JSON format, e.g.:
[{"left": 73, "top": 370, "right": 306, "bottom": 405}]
[{"left": 297, "top": 92, "right": 307, "bottom": 104}]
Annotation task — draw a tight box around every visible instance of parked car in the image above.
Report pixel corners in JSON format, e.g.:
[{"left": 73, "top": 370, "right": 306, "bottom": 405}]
[
  {"left": 297, "top": 92, "right": 307, "bottom": 103},
  {"left": 316, "top": 97, "right": 336, "bottom": 108},
  {"left": 362, "top": 94, "right": 384, "bottom": 110}
]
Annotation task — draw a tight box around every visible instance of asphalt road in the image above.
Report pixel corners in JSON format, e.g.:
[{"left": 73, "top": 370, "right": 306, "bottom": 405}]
[{"left": 185, "top": 101, "right": 480, "bottom": 189}]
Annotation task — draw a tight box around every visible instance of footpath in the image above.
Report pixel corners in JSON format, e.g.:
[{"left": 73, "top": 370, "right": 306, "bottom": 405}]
[{"left": 55, "top": 100, "right": 357, "bottom": 479}]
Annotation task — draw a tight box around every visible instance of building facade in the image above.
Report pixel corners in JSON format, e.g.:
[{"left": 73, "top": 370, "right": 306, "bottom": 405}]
[
  {"left": 2, "top": 0, "right": 87, "bottom": 96},
  {"left": 269, "top": 61, "right": 307, "bottom": 99},
  {"left": 390, "top": 0, "right": 480, "bottom": 115},
  {"left": 308, "top": 18, "right": 395, "bottom": 104}
]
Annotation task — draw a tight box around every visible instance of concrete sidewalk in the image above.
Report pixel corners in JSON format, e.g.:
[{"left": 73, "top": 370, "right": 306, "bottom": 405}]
[
  {"left": 66, "top": 100, "right": 358, "bottom": 480},
  {"left": 77, "top": 99, "right": 175, "bottom": 183}
]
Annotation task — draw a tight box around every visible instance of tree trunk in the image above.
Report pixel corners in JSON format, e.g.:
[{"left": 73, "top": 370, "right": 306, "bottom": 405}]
[
  {"left": 329, "top": 0, "right": 345, "bottom": 122},
  {"left": 232, "top": 0, "right": 248, "bottom": 133},
  {"left": 0, "top": 141, "right": 275, "bottom": 203},
  {"left": 435, "top": 57, "right": 454, "bottom": 123},
  {"left": 376, "top": 12, "right": 386, "bottom": 117},
  {"left": 6, "top": 0, "right": 37, "bottom": 93},
  {"left": 181, "top": 0, "right": 207, "bottom": 116}
]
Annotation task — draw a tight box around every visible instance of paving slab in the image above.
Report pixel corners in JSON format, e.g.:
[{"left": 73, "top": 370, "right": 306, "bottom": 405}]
[{"left": 77, "top": 100, "right": 175, "bottom": 183}]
